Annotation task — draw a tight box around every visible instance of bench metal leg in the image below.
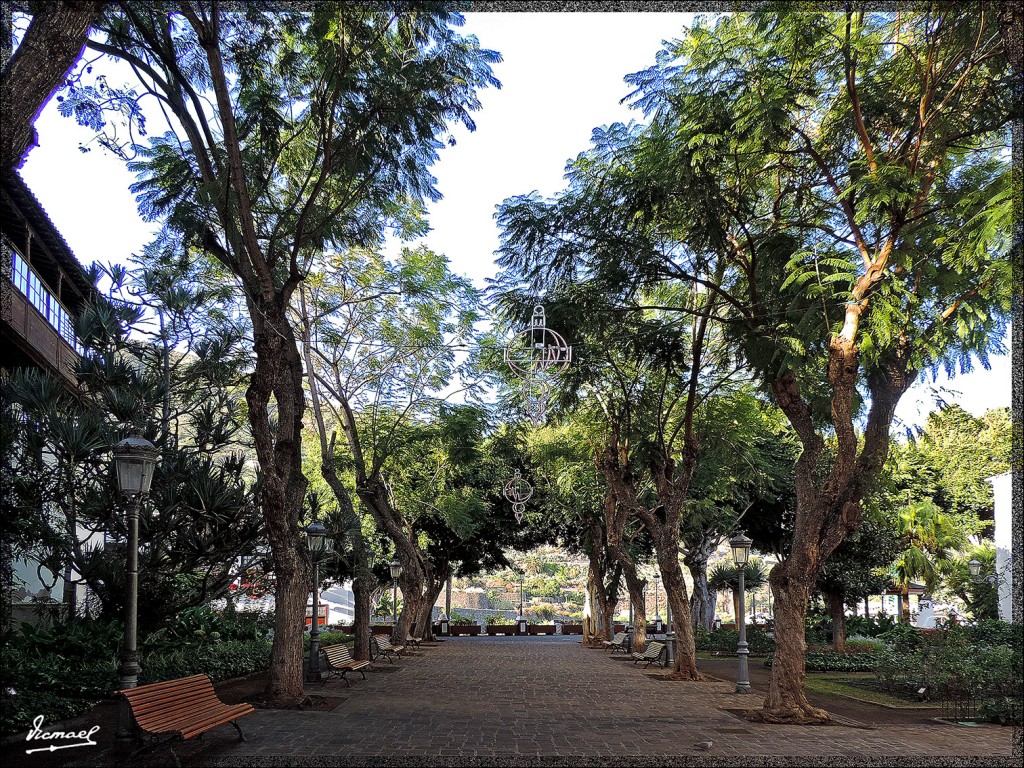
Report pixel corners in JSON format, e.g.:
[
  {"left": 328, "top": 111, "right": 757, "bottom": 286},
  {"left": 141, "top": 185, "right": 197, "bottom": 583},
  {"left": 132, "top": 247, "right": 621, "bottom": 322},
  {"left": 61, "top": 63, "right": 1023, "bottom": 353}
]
[{"left": 231, "top": 720, "right": 246, "bottom": 742}]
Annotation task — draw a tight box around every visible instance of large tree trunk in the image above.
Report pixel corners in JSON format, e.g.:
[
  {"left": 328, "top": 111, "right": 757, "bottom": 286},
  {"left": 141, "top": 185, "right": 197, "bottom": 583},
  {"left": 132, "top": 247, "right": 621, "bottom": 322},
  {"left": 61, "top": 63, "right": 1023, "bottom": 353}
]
[
  {"left": 249, "top": 302, "right": 309, "bottom": 703},
  {"left": 416, "top": 562, "right": 447, "bottom": 641},
  {"left": 352, "top": 568, "right": 372, "bottom": 662},
  {"left": 764, "top": 559, "right": 828, "bottom": 723},
  {"left": 658, "top": 541, "right": 699, "bottom": 678},
  {"left": 1, "top": 1, "right": 107, "bottom": 171},
  {"left": 828, "top": 587, "right": 846, "bottom": 653},
  {"left": 622, "top": 568, "right": 647, "bottom": 653}
]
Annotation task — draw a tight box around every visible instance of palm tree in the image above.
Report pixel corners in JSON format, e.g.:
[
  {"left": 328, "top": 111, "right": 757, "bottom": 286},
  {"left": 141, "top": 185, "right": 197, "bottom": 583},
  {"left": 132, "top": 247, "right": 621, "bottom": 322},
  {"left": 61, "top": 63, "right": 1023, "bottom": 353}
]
[
  {"left": 708, "top": 558, "right": 768, "bottom": 625},
  {"left": 890, "top": 500, "right": 966, "bottom": 622}
]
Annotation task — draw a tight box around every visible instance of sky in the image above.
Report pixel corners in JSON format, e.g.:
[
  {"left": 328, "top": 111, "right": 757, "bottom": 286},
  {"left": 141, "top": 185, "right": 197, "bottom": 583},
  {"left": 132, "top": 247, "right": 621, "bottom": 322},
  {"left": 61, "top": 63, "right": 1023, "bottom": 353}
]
[{"left": 16, "top": 11, "right": 1012, "bottom": 432}]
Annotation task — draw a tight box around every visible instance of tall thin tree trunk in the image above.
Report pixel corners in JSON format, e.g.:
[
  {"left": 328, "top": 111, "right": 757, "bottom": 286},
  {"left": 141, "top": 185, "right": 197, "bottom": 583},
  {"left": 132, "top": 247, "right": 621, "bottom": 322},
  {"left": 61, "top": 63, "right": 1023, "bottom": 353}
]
[
  {"left": 249, "top": 304, "right": 309, "bottom": 702},
  {"left": 828, "top": 587, "right": 846, "bottom": 653},
  {"left": 622, "top": 568, "right": 647, "bottom": 653},
  {"left": 685, "top": 551, "right": 715, "bottom": 630},
  {"left": 352, "top": 569, "right": 372, "bottom": 661}
]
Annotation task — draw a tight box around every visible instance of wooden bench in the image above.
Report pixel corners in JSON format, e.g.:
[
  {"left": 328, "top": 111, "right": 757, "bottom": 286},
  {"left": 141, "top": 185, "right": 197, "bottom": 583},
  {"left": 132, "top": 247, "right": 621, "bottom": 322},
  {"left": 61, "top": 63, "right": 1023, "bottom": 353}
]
[
  {"left": 119, "top": 674, "right": 253, "bottom": 767},
  {"left": 632, "top": 641, "right": 666, "bottom": 668},
  {"left": 321, "top": 644, "right": 370, "bottom": 686},
  {"left": 406, "top": 634, "right": 423, "bottom": 647},
  {"left": 372, "top": 634, "right": 406, "bottom": 663},
  {"left": 603, "top": 631, "right": 628, "bottom": 652}
]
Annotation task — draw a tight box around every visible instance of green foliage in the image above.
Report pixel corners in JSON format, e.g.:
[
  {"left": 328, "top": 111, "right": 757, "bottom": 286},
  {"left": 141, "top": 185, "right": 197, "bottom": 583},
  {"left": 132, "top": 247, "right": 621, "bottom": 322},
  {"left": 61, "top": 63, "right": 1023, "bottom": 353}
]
[
  {"left": 139, "top": 640, "right": 272, "bottom": 685},
  {"left": 486, "top": 614, "right": 513, "bottom": 626},
  {"left": 869, "top": 622, "right": 1022, "bottom": 723},
  {"left": 696, "top": 626, "right": 775, "bottom": 656},
  {"left": 448, "top": 610, "right": 475, "bottom": 626},
  {"left": 879, "top": 623, "right": 925, "bottom": 653},
  {"left": 0, "top": 614, "right": 271, "bottom": 734},
  {"left": 763, "top": 652, "right": 877, "bottom": 673},
  {"left": 304, "top": 631, "right": 353, "bottom": 649}
]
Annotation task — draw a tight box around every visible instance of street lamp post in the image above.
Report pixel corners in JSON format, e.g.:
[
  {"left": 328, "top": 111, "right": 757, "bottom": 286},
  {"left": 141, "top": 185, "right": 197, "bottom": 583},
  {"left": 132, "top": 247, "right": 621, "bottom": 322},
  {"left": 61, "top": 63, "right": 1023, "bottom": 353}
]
[
  {"left": 304, "top": 522, "right": 331, "bottom": 684},
  {"left": 730, "top": 532, "right": 753, "bottom": 694},
  {"left": 113, "top": 434, "right": 159, "bottom": 740},
  {"left": 653, "top": 573, "right": 662, "bottom": 632},
  {"left": 390, "top": 558, "right": 402, "bottom": 625}
]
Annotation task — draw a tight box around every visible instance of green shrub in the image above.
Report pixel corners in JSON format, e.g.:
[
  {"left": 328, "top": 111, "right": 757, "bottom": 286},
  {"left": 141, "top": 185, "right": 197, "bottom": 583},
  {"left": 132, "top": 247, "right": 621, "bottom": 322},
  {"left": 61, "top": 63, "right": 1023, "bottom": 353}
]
[
  {"left": 879, "top": 622, "right": 924, "bottom": 652},
  {"left": 304, "top": 631, "right": 353, "bottom": 648},
  {"left": 448, "top": 610, "right": 475, "bottom": 625},
  {"left": 486, "top": 614, "right": 512, "bottom": 626},
  {"left": 140, "top": 639, "right": 272, "bottom": 684},
  {"left": 698, "top": 626, "right": 775, "bottom": 656},
  {"left": 763, "top": 651, "right": 877, "bottom": 672}
]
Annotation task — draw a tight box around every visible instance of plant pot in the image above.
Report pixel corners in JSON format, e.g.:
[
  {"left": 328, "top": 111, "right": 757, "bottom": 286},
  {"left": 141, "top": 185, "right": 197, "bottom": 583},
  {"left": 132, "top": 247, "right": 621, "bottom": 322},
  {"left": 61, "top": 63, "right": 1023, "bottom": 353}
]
[
  {"left": 561, "top": 623, "right": 583, "bottom": 635},
  {"left": 528, "top": 624, "right": 556, "bottom": 635},
  {"left": 450, "top": 625, "right": 481, "bottom": 636},
  {"left": 486, "top": 625, "right": 514, "bottom": 635}
]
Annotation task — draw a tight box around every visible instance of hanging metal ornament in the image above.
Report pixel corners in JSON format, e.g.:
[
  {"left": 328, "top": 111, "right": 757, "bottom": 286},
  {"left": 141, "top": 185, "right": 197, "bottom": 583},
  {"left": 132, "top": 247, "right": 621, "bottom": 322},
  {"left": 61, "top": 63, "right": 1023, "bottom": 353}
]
[
  {"left": 503, "top": 469, "right": 533, "bottom": 524},
  {"left": 504, "top": 305, "right": 572, "bottom": 425}
]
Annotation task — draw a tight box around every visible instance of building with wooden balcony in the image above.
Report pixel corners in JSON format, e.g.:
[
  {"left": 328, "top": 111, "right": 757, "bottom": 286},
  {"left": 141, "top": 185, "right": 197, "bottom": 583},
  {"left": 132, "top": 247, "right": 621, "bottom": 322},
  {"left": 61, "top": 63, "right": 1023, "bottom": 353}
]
[{"left": 1, "top": 170, "right": 95, "bottom": 388}]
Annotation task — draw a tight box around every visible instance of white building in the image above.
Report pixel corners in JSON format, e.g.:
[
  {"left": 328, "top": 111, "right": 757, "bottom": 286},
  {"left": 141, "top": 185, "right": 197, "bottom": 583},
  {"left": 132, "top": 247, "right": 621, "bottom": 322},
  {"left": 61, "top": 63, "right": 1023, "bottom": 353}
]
[{"left": 987, "top": 471, "right": 1014, "bottom": 623}]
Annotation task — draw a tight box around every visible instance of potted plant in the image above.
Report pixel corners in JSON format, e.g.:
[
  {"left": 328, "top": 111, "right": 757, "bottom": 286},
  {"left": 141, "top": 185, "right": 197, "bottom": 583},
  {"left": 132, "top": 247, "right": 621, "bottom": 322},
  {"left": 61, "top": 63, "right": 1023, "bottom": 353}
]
[
  {"left": 486, "top": 615, "right": 514, "bottom": 635},
  {"left": 528, "top": 623, "right": 557, "bottom": 635},
  {"left": 448, "top": 610, "right": 481, "bottom": 636}
]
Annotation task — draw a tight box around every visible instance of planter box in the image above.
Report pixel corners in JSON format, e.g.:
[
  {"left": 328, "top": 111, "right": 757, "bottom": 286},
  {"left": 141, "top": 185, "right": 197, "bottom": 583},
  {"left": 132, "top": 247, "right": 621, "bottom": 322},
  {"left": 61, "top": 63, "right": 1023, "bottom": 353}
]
[
  {"left": 486, "top": 625, "right": 515, "bottom": 636},
  {"left": 614, "top": 623, "right": 627, "bottom": 633},
  {"left": 338, "top": 624, "right": 355, "bottom": 634},
  {"left": 449, "top": 625, "right": 481, "bottom": 636},
  {"left": 370, "top": 624, "right": 394, "bottom": 634},
  {"left": 560, "top": 623, "right": 583, "bottom": 635},
  {"left": 528, "top": 624, "right": 556, "bottom": 635}
]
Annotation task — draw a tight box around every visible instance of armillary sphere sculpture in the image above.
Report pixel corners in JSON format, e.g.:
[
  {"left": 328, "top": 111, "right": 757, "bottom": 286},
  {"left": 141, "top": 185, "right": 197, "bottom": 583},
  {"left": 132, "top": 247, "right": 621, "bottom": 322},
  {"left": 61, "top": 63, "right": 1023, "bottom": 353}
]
[
  {"left": 503, "top": 304, "right": 572, "bottom": 425},
  {"left": 503, "top": 469, "right": 533, "bottom": 524}
]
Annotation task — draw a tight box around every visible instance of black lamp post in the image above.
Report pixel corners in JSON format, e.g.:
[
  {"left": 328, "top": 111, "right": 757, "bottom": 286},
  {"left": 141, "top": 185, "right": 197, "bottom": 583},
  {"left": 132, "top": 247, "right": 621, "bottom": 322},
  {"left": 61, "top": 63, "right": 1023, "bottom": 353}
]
[
  {"left": 390, "top": 558, "right": 402, "bottom": 625},
  {"left": 304, "top": 521, "right": 330, "bottom": 683},
  {"left": 653, "top": 573, "right": 663, "bottom": 632},
  {"left": 113, "top": 434, "right": 159, "bottom": 739},
  {"left": 730, "top": 532, "right": 753, "bottom": 694}
]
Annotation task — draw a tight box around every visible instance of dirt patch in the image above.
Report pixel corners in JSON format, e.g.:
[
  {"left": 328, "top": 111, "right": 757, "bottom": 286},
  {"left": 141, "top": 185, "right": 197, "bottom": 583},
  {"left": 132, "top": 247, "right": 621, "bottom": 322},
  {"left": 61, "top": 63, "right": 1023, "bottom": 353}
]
[{"left": 247, "top": 694, "right": 342, "bottom": 711}]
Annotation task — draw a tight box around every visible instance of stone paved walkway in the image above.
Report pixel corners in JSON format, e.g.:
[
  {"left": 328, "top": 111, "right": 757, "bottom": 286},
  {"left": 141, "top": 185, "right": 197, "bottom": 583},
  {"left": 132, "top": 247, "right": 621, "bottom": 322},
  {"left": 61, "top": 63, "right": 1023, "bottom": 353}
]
[{"left": 72, "top": 636, "right": 1020, "bottom": 766}]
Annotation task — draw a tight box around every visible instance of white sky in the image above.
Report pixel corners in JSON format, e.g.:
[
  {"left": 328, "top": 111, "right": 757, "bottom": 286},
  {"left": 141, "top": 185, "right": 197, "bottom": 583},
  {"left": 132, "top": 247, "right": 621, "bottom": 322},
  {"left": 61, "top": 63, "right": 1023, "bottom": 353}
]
[{"left": 16, "top": 11, "right": 1012, "bottom": 431}]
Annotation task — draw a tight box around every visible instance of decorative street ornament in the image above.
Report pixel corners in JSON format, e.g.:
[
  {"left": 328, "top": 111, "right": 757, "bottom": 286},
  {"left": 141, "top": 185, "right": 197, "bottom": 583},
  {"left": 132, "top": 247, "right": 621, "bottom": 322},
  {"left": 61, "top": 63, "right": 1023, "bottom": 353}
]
[
  {"left": 504, "top": 305, "right": 572, "bottom": 425},
  {"left": 503, "top": 469, "right": 533, "bottom": 524}
]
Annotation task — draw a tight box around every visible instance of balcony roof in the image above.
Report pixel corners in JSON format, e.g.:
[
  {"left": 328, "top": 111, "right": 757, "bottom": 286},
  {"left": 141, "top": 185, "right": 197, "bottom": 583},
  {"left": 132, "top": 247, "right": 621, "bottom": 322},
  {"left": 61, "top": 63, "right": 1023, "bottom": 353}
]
[{"left": 1, "top": 170, "right": 95, "bottom": 314}]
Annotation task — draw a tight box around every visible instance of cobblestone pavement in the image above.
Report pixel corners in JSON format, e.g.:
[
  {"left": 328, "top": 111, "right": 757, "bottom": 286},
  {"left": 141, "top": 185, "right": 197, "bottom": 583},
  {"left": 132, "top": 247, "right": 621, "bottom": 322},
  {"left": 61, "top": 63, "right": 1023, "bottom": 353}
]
[{"left": 72, "top": 636, "right": 1020, "bottom": 766}]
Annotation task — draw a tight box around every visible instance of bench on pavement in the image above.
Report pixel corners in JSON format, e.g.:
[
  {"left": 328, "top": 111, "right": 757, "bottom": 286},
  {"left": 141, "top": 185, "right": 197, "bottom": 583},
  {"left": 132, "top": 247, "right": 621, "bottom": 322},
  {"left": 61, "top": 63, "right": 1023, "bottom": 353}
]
[
  {"left": 118, "top": 674, "right": 253, "bottom": 767},
  {"left": 321, "top": 643, "right": 370, "bottom": 686},
  {"left": 372, "top": 634, "right": 406, "bottom": 663},
  {"left": 632, "top": 641, "right": 666, "bottom": 669},
  {"left": 603, "top": 631, "right": 628, "bottom": 652}
]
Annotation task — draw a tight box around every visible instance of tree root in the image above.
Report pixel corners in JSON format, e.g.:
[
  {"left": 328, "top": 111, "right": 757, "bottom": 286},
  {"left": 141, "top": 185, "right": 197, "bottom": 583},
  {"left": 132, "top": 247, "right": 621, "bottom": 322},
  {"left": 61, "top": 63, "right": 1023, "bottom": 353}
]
[{"left": 759, "top": 703, "right": 831, "bottom": 724}]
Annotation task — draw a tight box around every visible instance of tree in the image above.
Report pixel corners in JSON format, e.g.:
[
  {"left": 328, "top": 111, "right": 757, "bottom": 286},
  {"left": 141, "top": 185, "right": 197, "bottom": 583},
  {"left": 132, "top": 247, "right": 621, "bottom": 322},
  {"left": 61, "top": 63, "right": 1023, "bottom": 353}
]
[
  {"left": 1, "top": 0, "right": 107, "bottom": 171},
  {"left": 298, "top": 245, "right": 483, "bottom": 647},
  {"left": 889, "top": 499, "right": 968, "bottom": 621},
  {"left": 501, "top": 7, "right": 1011, "bottom": 721},
  {"left": 64, "top": 2, "right": 499, "bottom": 701},
  {"left": 708, "top": 559, "right": 768, "bottom": 625},
  {"left": 3, "top": 255, "right": 263, "bottom": 633},
  {"left": 815, "top": 511, "right": 901, "bottom": 650}
]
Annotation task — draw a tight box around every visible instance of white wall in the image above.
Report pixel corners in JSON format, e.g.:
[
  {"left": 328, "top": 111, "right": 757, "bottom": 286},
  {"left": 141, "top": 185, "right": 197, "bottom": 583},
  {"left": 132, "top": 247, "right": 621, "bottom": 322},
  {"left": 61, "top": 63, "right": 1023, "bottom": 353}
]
[{"left": 987, "top": 471, "right": 1013, "bottom": 623}]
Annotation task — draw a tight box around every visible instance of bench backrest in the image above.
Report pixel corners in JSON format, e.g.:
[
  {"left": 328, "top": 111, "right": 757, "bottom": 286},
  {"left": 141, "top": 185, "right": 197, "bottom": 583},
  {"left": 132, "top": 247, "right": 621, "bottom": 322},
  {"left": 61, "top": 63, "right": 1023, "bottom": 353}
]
[
  {"left": 373, "top": 634, "right": 396, "bottom": 649},
  {"left": 641, "top": 642, "right": 665, "bottom": 659},
  {"left": 611, "top": 632, "right": 627, "bottom": 644},
  {"left": 323, "top": 644, "right": 356, "bottom": 667},
  {"left": 119, "top": 674, "right": 219, "bottom": 730}
]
